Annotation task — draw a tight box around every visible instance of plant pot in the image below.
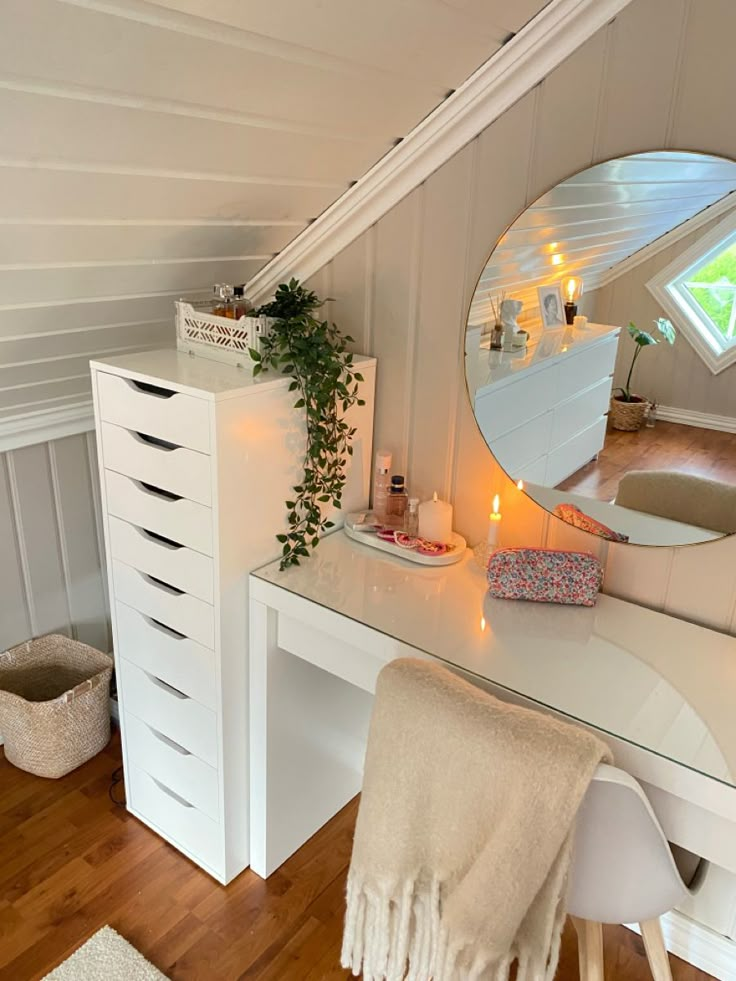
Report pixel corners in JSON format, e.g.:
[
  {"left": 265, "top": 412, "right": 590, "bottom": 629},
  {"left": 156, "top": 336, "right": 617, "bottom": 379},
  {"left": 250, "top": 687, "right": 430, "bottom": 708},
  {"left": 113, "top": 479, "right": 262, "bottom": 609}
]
[{"left": 609, "top": 395, "right": 649, "bottom": 432}]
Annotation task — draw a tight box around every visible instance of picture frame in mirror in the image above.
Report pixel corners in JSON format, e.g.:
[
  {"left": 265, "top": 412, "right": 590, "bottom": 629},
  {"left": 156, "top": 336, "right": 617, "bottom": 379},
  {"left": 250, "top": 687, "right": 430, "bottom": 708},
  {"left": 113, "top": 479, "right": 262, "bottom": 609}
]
[{"left": 537, "top": 284, "right": 566, "bottom": 330}]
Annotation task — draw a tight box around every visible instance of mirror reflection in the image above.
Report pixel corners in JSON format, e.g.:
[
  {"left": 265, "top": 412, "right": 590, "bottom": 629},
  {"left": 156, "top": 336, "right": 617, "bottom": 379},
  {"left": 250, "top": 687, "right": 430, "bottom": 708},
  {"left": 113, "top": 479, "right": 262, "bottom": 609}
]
[{"left": 466, "top": 151, "right": 736, "bottom": 546}]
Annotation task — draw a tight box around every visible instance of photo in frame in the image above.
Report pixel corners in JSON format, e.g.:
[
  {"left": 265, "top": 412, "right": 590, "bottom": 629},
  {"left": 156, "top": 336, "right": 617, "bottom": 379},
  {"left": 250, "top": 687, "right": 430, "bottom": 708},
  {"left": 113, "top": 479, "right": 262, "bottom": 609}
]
[{"left": 537, "top": 284, "right": 566, "bottom": 330}]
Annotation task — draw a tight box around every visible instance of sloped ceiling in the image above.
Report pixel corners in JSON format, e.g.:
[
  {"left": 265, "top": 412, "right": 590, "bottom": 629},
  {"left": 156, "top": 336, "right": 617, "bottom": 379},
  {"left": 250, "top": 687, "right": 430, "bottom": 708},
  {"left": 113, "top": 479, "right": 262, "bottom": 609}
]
[
  {"left": 0, "top": 0, "right": 550, "bottom": 422},
  {"left": 469, "top": 151, "right": 736, "bottom": 325}
]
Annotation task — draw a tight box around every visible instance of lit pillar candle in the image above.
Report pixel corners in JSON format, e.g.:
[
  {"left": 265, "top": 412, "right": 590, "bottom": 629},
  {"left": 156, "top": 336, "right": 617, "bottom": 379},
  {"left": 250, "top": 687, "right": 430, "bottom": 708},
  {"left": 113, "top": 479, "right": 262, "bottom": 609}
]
[
  {"left": 418, "top": 492, "right": 453, "bottom": 544},
  {"left": 487, "top": 494, "right": 502, "bottom": 548}
]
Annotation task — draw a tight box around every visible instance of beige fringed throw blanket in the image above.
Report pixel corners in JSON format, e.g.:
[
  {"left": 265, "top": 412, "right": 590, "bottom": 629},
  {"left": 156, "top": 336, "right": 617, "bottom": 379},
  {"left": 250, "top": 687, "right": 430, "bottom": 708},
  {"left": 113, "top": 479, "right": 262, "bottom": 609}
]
[{"left": 341, "top": 658, "right": 612, "bottom": 981}]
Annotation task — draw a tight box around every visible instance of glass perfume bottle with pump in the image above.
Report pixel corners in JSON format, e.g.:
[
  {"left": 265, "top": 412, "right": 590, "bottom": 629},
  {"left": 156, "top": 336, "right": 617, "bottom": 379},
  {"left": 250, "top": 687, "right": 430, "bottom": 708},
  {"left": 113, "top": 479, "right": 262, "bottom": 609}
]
[{"left": 385, "top": 475, "right": 409, "bottom": 528}]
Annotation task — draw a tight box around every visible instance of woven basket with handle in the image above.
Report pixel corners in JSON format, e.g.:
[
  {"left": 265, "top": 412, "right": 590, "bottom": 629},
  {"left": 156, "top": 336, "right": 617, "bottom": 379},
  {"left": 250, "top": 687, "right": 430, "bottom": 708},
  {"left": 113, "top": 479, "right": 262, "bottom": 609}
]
[
  {"left": 0, "top": 634, "right": 113, "bottom": 779},
  {"left": 609, "top": 395, "right": 649, "bottom": 432}
]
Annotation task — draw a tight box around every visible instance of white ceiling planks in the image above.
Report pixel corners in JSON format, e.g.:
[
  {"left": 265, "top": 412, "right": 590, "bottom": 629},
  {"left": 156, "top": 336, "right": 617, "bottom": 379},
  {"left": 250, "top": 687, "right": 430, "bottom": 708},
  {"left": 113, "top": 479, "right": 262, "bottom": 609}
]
[
  {"left": 0, "top": 0, "right": 550, "bottom": 421},
  {"left": 469, "top": 152, "right": 736, "bottom": 325}
]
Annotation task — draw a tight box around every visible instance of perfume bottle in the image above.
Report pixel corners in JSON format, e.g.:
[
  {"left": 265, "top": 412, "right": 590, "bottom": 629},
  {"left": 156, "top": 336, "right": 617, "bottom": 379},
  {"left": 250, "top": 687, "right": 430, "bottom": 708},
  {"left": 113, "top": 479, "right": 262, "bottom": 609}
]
[
  {"left": 372, "top": 450, "right": 392, "bottom": 522},
  {"left": 213, "top": 283, "right": 235, "bottom": 318},
  {"left": 233, "top": 284, "right": 249, "bottom": 319},
  {"left": 404, "top": 497, "right": 419, "bottom": 536},
  {"left": 385, "top": 475, "right": 408, "bottom": 527}
]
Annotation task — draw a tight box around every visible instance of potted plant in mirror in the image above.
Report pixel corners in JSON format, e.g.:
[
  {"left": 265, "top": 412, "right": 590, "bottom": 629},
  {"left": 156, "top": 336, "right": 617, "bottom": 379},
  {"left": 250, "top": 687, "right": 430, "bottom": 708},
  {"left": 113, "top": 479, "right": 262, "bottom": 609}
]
[{"left": 610, "top": 318, "right": 675, "bottom": 431}]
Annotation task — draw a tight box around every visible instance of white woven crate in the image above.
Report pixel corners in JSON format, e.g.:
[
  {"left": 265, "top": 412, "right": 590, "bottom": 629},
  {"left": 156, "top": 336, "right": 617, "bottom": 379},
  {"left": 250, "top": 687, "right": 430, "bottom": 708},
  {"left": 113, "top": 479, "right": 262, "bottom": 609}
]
[{"left": 175, "top": 301, "right": 276, "bottom": 368}]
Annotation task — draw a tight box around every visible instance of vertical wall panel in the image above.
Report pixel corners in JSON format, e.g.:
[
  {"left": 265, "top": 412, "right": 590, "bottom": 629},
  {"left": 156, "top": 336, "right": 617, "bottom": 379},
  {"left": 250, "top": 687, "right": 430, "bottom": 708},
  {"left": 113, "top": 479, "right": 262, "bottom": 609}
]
[
  {"left": 527, "top": 28, "right": 607, "bottom": 201},
  {"left": 595, "top": 0, "right": 688, "bottom": 159},
  {"left": 0, "top": 456, "right": 32, "bottom": 649},
  {"left": 408, "top": 146, "right": 475, "bottom": 504},
  {"left": 7, "top": 444, "right": 71, "bottom": 638},
  {"left": 370, "top": 190, "right": 422, "bottom": 475},
  {"left": 48, "top": 434, "right": 109, "bottom": 651}
]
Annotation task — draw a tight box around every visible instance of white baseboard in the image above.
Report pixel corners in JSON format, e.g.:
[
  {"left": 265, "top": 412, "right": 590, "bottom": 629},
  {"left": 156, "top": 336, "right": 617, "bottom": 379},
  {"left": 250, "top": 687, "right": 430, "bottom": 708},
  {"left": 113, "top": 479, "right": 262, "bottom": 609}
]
[
  {"left": 627, "top": 911, "right": 736, "bottom": 980},
  {"left": 656, "top": 405, "right": 736, "bottom": 434}
]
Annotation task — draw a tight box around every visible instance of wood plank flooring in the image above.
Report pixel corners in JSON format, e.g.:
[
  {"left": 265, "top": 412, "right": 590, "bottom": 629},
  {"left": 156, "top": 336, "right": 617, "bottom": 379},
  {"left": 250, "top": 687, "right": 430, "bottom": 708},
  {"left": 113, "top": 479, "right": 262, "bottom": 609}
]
[
  {"left": 0, "top": 734, "right": 714, "bottom": 980},
  {"left": 558, "top": 421, "right": 736, "bottom": 501}
]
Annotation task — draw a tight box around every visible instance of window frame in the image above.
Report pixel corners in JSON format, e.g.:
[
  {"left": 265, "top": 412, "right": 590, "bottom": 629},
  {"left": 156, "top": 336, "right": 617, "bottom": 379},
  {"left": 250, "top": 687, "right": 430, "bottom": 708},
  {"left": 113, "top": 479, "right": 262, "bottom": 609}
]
[{"left": 647, "top": 206, "right": 736, "bottom": 375}]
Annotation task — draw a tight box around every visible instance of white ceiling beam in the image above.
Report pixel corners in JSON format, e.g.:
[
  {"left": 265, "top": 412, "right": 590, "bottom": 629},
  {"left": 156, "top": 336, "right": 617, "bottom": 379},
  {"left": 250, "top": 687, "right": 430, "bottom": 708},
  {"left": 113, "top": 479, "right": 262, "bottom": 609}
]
[{"left": 246, "top": 0, "right": 636, "bottom": 302}]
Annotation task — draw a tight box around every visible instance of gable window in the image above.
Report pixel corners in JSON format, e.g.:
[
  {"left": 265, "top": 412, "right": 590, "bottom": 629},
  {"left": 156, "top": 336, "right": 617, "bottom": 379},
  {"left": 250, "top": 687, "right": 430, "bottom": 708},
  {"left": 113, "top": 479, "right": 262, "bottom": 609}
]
[{"left": 648, "top": 205, "right": 736, "bottom": 374}]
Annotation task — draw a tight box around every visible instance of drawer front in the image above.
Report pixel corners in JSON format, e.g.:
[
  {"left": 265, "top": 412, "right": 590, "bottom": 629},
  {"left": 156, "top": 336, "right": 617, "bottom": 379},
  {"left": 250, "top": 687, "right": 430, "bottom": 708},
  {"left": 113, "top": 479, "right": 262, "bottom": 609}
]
[
  {"left": 551, "top": 377, "right": 613, "bottom": 450},
  {"left": 545, "top": 417, "right": 607, "bottom": 487},
  {"left": 556, "top": 335, "right": 618, "bottom": 405},
  {"left": 105, "top": 470, "right": 213, "bottom": 557},
  {"left": 492, "top": 411, "right": 552, "bottom": 477},
  {"left": 120, "top": 659, "right": 218, "bottom": 766},
  {"left": 475, "top": 367, "right": 557, "bottom": 441},
  {"left": 113, "top": 559, "right": 215, "bottom": 649},
  {"left": 127, "top": 764, "right": 221, "bottom": 872},
  {"left": 125, "top": 713, "right": 219, "bottom": 820},
  {"left": 115, "top": 601, "right": 217, "bottom": 710},
  {"left": 100, "top": 421, "right": 212, "bottom": 506},
  {"left": 109, "top": 515, "right": 214, "bottom": 603},
  {"left": 96, "top": 370, "right": 211, "bottom": 454},
  {"left": 515, "top": 455, "right": 548, "bottom": 485}
]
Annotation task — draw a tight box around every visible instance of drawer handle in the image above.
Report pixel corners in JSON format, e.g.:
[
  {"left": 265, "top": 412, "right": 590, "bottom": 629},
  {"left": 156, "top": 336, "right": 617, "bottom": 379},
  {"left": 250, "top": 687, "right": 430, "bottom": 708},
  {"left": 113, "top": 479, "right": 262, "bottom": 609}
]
[
  {"left": 139, "top": 527, "right": 184, "bottom": 550},
  {"left": 142, "top": 572, "right": 185, "bottom": 596},
  {"left": 137, "top": 480, "right": 182, "bottom": 502},
  {"left": 126, "top": 379, "right": 176, "bottom": 400},
  {"left": 146, "top": 724, "right": 191, "bottom": 756},
  {"left": 133, "top": 431, "right": 180, "bottom": 452},
  {"left": 150, "top": 775, "right": 194, "bottom": 808},
  {"left": 145, "top": 616, "right": 186, "bottom": 641},
  {"left": 145, "top": 671, "right": 189, "bottom": 700}
]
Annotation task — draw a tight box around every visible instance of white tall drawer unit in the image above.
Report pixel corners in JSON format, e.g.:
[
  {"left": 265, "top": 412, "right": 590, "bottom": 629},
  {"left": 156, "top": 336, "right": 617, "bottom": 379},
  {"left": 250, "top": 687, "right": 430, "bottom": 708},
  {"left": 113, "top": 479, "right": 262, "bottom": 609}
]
[
  {"left": 91, "top": 348, "right": 376, "bottom": 883},
  {"left": 473, "top": 324, "right": 620, "bottom": 487}
]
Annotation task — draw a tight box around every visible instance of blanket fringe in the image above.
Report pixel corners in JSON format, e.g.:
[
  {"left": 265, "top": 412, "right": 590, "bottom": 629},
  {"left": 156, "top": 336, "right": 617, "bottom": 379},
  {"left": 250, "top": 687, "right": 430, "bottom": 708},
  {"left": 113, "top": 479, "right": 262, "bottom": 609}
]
[{"left": 341, "top": 874, "right": 567, "bottom": 981}]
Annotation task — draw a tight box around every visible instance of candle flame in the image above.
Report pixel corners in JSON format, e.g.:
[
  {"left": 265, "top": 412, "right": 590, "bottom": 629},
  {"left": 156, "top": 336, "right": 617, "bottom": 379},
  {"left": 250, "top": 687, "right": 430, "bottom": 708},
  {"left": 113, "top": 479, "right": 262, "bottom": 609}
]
[
  {"left": 480, "top": 616, "right": 486, "bottom": 632},
  {"left": 492, "top": 494, "right": 500, "bottom": 515},
  {"left": 517, "top": 479, "right": 524, "bottom": 491}
]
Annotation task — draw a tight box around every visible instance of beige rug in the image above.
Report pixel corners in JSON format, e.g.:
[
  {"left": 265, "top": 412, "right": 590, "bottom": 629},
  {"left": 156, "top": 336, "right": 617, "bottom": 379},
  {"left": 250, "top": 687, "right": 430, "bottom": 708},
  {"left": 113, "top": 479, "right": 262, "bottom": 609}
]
[{"left": 43, "top": 926, "right": 168, "bottom": 980}]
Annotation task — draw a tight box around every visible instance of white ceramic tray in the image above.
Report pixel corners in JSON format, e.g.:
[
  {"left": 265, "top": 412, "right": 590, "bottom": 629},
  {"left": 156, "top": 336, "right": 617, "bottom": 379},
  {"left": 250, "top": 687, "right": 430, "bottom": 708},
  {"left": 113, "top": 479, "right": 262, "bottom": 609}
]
[{"left": 343, "top": 515, "right": 467, "bottom": 566}]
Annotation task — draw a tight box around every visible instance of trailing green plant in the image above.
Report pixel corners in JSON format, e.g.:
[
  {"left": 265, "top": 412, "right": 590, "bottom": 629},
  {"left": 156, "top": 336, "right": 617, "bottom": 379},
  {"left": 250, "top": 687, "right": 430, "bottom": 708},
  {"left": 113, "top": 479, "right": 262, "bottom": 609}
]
[
  {"left": 250, "top": 279, "right": 365, "bottom": 570},
  {"left": 615, "top": 317, "right": 676, "bottom": 402}
]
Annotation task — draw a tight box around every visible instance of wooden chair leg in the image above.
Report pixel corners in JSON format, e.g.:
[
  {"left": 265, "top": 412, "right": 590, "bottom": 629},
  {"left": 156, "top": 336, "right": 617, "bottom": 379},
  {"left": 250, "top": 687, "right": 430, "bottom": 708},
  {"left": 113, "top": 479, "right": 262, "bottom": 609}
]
[
  {"left": 571, "top": 916, "right": 604, "bottom": 981},
  {"left": 640, "top": 918, "right": 673, "bottom": 981}
]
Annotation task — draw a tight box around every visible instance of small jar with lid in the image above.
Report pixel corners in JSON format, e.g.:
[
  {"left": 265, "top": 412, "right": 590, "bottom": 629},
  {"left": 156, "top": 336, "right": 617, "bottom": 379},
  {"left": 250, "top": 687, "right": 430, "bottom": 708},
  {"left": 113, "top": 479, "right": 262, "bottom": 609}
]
[
  {"left": 385, "top": 475, "right": 409, "bottom": 527},
  {"left": 213, "top": 283, "right": 236, "bottom": 318}
]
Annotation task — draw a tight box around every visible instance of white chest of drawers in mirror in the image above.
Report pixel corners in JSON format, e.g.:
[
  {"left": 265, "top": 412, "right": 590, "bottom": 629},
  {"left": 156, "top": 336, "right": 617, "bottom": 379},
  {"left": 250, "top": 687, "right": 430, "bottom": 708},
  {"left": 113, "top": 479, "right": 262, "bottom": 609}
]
[
  {"left": 91, "top": 349, "right": 376, "bottom": 883},
  {"left": 468, "top": 324, "right": 620, "bottom": 487}
]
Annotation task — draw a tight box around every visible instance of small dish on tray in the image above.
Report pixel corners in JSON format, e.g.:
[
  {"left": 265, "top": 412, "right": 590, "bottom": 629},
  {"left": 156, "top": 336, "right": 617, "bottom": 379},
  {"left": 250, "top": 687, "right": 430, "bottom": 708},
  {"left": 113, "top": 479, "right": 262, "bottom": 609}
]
[{"left": 343, "top": 512, "right": 467, "bottom": 566}]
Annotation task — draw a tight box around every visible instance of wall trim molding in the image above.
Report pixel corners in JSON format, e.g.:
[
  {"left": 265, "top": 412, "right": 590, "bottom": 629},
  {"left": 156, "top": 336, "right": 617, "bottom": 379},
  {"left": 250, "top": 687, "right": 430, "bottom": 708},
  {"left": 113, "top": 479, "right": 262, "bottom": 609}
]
[
  {"left": 597, "top": 191, "right": 736, "bottom": 290},
  {"left": 0, "top": 401, "right": 95, "bottom": 453},
  {"left": 628, "top": 911, "right": 736, "bottom": 981},
  {"left": 656, "top": 404, "right": 736, "bottom": 434},
  {"left": 245, "top": 0, "right": 636, "bottom": 302}
]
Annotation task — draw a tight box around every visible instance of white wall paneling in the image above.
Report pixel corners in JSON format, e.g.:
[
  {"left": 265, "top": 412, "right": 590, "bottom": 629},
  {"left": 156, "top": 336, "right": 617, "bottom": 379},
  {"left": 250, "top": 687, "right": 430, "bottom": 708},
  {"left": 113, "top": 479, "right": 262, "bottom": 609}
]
[
  {"left": 0, "top": 434, "right": 109, "bottom": 653},
  {"left": 0, "top": 0, "right": 552, "bottom": 430},
  {"left": 285, "top": 0, "right": 736, "bottom": 942}
]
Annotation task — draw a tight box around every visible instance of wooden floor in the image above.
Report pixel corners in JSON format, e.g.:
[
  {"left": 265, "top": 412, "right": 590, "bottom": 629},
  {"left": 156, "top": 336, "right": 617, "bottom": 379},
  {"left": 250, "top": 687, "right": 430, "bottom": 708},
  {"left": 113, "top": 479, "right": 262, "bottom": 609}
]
[
  {"left": 0, "top": 734, "right": 713, "bottom": 981},
  {"left": 558, "top": 421, "right": 736, "bottom": 501}
]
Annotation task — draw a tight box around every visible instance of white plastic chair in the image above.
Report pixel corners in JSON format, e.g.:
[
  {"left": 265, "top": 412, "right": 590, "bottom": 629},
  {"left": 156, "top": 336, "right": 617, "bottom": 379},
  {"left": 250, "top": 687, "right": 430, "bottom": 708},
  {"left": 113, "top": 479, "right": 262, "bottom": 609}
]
[{"left": 568, "top": 764, "right": 706, "bottom": 981}]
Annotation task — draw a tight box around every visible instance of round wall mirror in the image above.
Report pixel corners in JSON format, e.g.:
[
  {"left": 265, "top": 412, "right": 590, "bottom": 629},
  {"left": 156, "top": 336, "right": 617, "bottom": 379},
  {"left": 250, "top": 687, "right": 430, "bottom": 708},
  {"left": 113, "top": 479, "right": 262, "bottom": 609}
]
[{"left": 465, "top": 151, "right": 736, "bottom": 547}]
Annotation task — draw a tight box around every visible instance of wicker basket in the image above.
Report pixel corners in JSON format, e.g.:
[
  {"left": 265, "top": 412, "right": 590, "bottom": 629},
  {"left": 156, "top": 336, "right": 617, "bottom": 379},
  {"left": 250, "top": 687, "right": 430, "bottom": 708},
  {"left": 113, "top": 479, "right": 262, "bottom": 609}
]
[
  {"left": 0, "top": 635, "right": 113, "bottom": 779},
  {"left": 609, "top": 395, "right": 650, "bottom": 432}
]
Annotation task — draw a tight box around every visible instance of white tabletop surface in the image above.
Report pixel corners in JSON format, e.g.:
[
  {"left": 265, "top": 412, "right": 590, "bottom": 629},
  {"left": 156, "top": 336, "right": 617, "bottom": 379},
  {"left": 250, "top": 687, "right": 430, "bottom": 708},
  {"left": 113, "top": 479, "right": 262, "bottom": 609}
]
[
  {"left": 254, "top": 531, "right": 736, "bottom": 790},
  {"left": 91, "top": 348, "right": 376, "bottom": 401},
  {"left": 466, "top": 322, "right": 620, "bottom": 398}
]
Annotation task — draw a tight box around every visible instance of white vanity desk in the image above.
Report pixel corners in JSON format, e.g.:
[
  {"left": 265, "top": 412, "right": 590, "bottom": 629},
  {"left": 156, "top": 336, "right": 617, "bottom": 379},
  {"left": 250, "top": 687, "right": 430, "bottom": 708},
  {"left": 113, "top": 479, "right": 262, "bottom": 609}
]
[{"left": 249, "top": 532, "right": 736, "bottom": 883}]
